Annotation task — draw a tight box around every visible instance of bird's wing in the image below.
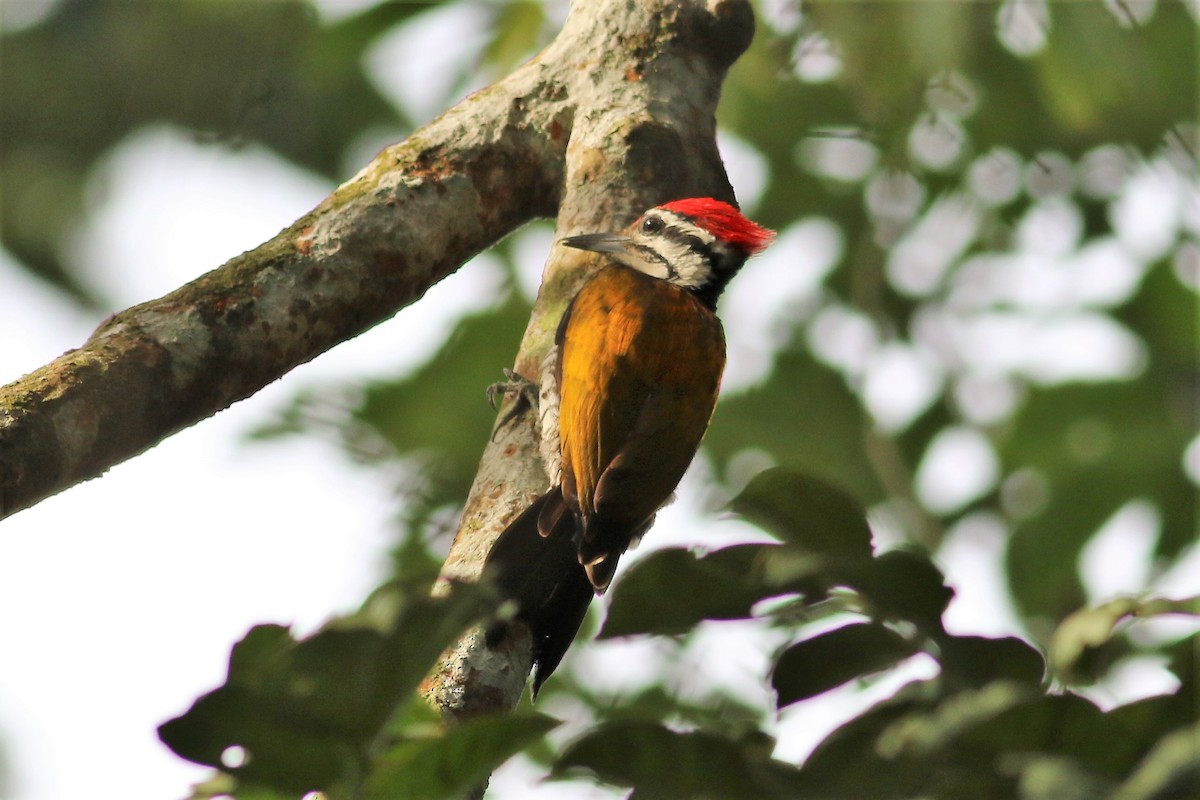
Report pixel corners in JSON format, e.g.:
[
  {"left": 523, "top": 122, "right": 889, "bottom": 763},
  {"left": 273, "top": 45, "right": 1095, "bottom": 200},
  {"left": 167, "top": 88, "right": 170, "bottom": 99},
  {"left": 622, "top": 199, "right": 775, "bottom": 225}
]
[{"left": 557, "top": 267, "right": 725, "bottom": 564}]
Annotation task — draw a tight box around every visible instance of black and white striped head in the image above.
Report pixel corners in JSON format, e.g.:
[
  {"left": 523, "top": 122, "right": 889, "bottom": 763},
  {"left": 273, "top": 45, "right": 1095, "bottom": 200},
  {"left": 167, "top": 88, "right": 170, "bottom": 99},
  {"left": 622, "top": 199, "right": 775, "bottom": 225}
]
[{"left": 561, "top": 198, "right": 775, "bottom": 308}]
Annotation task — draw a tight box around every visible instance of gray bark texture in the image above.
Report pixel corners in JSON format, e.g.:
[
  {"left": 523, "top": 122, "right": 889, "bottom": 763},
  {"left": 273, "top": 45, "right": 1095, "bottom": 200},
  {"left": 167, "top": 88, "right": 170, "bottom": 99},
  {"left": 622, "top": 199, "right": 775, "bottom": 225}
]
[
  {"left": 0, "top": 0, "right": 754, "bottom": 715},
  {"left": 424, "top": 0, "right": 754, "bottom": 720}
]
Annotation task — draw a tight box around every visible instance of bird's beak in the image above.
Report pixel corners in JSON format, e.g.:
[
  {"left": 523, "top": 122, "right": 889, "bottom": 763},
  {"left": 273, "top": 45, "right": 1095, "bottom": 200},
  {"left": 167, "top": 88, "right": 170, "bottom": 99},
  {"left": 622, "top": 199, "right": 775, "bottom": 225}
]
[{"left": 559, "top": 232, "right": 631, "bottom": 254}]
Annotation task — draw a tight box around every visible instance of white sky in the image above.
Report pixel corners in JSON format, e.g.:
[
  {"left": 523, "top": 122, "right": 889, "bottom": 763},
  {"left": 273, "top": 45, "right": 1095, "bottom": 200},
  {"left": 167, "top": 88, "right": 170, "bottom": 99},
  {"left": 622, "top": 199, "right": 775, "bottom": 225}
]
[
  {"left": 0, "top": 119, "right": 514, "bottom": 797},
  {"left": 0, "top": 133, "right": 402, "bottom": 799},
  {"left": 1, "top": 4, "right": 1197, "bottom": 799}
]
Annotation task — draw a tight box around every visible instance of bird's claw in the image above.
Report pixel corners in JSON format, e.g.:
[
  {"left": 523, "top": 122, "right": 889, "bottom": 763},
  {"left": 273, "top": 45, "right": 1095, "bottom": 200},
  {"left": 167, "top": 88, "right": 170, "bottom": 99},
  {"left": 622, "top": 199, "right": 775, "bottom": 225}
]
[
  {"left": 488, "top": 369, "right": 539, "bottom": 435},
  {"left": 487, "top": 368, "right": 535, "bottom": 409}
]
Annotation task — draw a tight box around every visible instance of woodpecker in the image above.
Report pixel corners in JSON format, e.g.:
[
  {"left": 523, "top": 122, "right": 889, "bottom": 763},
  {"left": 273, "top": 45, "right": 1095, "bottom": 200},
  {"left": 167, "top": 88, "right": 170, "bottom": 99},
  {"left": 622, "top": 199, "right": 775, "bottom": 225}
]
[{"left": 485, "top": 197, "right": 775, "bottom": 694}]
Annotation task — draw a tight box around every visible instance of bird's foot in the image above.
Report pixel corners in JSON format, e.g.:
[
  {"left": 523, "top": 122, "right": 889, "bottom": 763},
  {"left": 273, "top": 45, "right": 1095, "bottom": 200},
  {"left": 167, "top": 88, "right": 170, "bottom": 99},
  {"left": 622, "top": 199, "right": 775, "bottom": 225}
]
[{"left": 488, "top": 368, "right": 539, "bottom": 433}]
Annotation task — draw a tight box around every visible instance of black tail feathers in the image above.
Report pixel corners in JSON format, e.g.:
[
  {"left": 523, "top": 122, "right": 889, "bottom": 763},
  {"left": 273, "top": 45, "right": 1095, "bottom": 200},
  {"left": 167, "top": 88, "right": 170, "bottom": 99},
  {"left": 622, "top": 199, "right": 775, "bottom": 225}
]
[
  {"left": 578, "top": 513, "right": 652, "bottom": 592},
  {"left": 484, "top": 489, "right": 596, "bottom": 697}
]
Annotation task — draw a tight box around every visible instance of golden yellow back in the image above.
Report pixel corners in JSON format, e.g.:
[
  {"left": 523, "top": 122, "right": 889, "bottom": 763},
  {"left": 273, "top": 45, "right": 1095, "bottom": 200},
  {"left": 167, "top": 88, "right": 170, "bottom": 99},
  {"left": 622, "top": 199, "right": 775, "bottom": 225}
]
[{"left": 556, "top": 266, "right": 726, "bottom": 566}]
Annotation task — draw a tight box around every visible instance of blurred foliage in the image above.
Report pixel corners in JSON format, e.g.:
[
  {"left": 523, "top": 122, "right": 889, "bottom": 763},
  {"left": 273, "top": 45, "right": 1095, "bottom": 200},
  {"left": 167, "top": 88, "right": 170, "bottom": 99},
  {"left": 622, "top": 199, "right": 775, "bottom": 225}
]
[
  {"left": 0, "top": 0, "right": 430, "bottom": 304},
  {"left": 3, "top": 0, "right": 1197, "bottom": 798},
  {"left": 155, "top": 470, "right": 1196, "bottom": 799},
  {"left": 158, "top": 577, "right": 559, "bottom": 799}
]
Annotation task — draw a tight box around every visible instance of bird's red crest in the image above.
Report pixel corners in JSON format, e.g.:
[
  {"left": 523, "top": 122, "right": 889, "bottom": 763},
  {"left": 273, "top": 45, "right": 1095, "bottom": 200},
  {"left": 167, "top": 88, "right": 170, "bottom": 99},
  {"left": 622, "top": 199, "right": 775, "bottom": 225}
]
[{"left": 660, "top": 198, "right": 775, "bottom": 255}]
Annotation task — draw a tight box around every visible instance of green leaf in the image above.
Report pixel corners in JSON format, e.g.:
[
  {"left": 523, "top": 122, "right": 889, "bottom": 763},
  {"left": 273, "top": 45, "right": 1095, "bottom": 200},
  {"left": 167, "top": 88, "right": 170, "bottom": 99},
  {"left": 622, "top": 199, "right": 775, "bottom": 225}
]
[
  {"left": 953, "top": 693, "right": 1142, "bottom": 779},
  {"left": 1165, "top": 632, "right": 1197, "bottom": 695},
  {"left": 158, "top": 625, "right": 364, "bottom": 793},
  {"left": 600, "top": 544, "right": 798, "bottom": 638},
  {"left": 366, "top": 713, "right": 559, "bottom": 799},
  {"left": 1106, "top": 694, "right": 1198, "bottom": 777},
  {"left": 357, "top": 296, "right": 528, "bottom": 461},
  {"left": 1051, "top": 597, "right": 1200, "bottom": 686},
  {"left": 936, "top": 635, "right": 1045, "bottom": 688},
  {"left": 806, "top": 1, "right": 1196, "bottom": 153},
  {"left": 1050, "top": 595, "right": 1200, "bottom": 685},
  {"left": 1002, "top": 754, "right": 1115, "bottom": 800},
  {"left": 184, "top": 771, "right": 300, "bottom": 800},
  {"left": 874, "top": 680, "right": 1033, "bottom": 761},
  {"left": 1049, "top": 596, "right": 1141, "bottom": 685},
  {"left": 1003, "top": 310, "right": 1197, "bottom": 624},
  {"left": 482, "top": 3, "right": 547, "bottom": 74},
  {"left": 794, "top": 679, "right": 938, "bottom": 798},
  {"left": 772, "top": 622, "right": 915, "bottom": 708},
  {"left": 706, "top": 348, "right": 885, "bottom": 505},
  {"left": 581, "top": 683, "right": 768, "bottom": 740},
  {"left": 1005, "top": 477, "right": 1109, "bottom": 626},
  {"left": 1029, "top": 2, "right": 1197, "bottom": 150},
  {"left": 353, "top": 295, "right": 532, "bottom": 530},
  {"left": 602, "top": 538, "right": 952, "bottom": 644},
  {"left": 847, "top": 548, "right": 954, "bottom": 634},
  {"left": 1111, "top": 722, "right": 1200, "bottom": 800},
  {"left": 0, "top": 0, "right": 405, "bottom": 301},
  {"left": 730, "top": 468, "right": 873, "bottom": 559},
  {"left": 158, "top": 581, "right": 490, "bottom": 794},
  {"left": 554, "top": 720, "right": 802, "bottom": 800}
]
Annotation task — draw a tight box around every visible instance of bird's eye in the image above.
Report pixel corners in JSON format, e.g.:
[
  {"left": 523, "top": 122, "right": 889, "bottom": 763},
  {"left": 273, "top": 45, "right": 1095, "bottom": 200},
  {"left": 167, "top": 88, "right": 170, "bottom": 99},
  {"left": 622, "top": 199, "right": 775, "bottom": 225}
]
[{"left": 640, "top": 216, "right": 664, "bottom": 234}]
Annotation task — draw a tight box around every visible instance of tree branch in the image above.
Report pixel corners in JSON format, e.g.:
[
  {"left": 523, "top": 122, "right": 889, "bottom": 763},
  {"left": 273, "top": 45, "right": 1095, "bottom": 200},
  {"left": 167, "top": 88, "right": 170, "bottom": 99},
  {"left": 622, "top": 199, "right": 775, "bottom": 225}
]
[
  {"left": 0, "top": 22, "right": 571, "bottom": 519},
  {"left": 0, "top": 0, "right": 757, "bottom": 723},
  {"left": 424, "top": 0, "right": 756, "bottom": 719}
]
